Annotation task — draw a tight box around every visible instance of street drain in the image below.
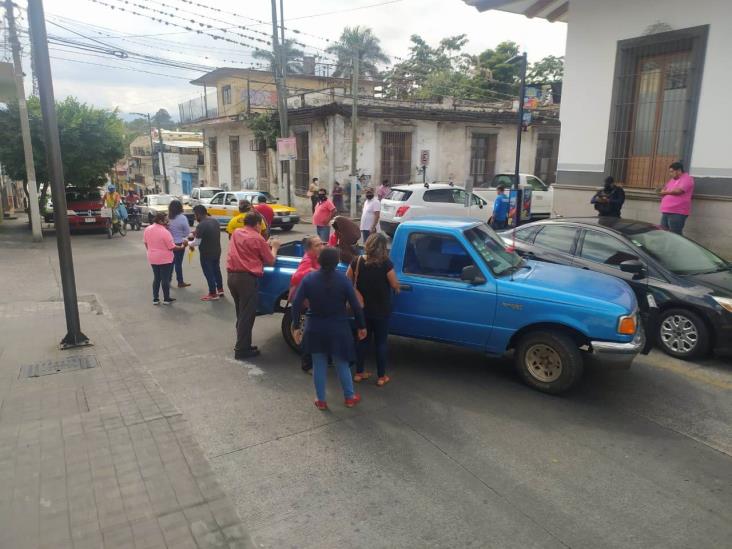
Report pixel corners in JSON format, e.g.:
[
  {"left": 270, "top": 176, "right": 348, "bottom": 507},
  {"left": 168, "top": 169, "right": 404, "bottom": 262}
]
[{"left": 19, "top": 355, "right": 98, "bottom": 379}]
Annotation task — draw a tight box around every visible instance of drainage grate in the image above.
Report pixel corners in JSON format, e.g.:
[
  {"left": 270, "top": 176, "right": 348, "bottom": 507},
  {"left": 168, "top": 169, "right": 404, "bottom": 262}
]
[{"left": 19, "top": 355, "right": 98, "bottom": 379}]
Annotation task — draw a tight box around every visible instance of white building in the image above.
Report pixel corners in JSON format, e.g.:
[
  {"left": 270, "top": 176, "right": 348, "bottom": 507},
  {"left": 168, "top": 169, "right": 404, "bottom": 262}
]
[{"left": 466, "top": 0, "right": 732, "bottom": 257}]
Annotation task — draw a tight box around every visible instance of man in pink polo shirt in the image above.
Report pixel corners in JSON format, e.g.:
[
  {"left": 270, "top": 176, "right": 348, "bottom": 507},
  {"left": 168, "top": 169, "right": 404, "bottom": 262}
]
[{"left": 659, "top": 161, "right": 694, "bottom": 235}]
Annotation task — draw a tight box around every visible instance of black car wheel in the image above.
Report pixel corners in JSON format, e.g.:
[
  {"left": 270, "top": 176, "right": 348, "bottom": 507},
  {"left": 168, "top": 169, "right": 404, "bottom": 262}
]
[
  {"left": 281, "top": 307, "right": 302, "bottom": 353},
  {"left": 658, "top": 308, "right": 710, "bottom": 360},
  {"left": 280, "top": 224, "right": 294, "bottom": 232},
  {"left": 515, "top": 330, "right": 583, "bottom": 394},
  {"left": 147, "top": 213, "right": 154, "bottom": 225}
]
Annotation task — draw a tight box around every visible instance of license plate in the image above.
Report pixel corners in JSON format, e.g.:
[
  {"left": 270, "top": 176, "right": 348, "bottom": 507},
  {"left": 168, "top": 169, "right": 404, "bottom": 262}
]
[
  {"left": 84, "top": 217, "right": 96, "bottom": 223},
  {"left": 280, "top": 216, "right": 290, "bottom": 223}
]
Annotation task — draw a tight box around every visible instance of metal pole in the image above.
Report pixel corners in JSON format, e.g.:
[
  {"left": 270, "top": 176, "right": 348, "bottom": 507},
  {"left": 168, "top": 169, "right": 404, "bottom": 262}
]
[
  {"left": 5, "top": 0, "right": 42, "bottom": 241},
  {"left": 512, "top": 52, "right": 527, "bottom": 227},
  {"left": 27, "top": 0, "right": 89, "bottom": 348},
  {"left": 349, "top": 50, "right": 359, "bottom": 219},
  {"left": 270, "top": 0, "right": 291, "bottom": 206},
  {"left": 146, "top": 114, "right": 155, "bottom": 188},
  {"left": 279, "top": 0, "right": 292, "bottom": 207},
  {"left": 157, "top": 122, "right": 168, "bottom": 194}
]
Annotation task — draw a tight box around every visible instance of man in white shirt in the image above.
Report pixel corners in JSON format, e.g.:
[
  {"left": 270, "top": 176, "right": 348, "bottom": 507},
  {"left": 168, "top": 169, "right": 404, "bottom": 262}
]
[{"left": 360, "top": 187, "right": 381, "bottom": 243}]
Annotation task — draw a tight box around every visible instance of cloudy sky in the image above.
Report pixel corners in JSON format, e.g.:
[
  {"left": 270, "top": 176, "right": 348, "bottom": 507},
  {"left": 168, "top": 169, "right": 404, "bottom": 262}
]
[{"left": 11, "top": 0, "right": 566, "bottom": 119}]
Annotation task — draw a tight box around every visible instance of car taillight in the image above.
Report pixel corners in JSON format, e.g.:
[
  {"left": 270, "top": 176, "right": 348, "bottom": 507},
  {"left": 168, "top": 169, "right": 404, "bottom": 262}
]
[
  {"left": 395, "top": 205, "right": 410, "bottom": 217},
  {"left": 617, "top": 315, "right": 637, "bottom": 335}
]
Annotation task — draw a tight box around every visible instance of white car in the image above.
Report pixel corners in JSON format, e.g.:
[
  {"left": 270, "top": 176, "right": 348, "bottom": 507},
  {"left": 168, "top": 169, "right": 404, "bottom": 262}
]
[
  {"left": 190, "top": 186, "right": 223, "bottom": 207},
  {"left": 379, "top": 183, "right": 489, "bottom": 237},
  {"left": 472, "top": 173, "right": 554, "bottom": 218}
]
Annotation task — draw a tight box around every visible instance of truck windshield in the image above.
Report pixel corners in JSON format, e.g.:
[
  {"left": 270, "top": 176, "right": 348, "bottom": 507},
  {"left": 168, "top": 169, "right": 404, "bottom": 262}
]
[{"left": 465, "top": 225, "right": 523, "bottom": 276}]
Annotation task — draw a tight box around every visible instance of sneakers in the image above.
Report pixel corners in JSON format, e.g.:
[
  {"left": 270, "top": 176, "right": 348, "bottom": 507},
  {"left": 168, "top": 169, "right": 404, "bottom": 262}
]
[
  {"left": 162, "top": 298, "right": 176, "bottom": 305},
  {"left": 216, "top": 287, "right": 225, "bottom": 296},
  {"left": 344, "top": 394, "right": 362, "bottom": 408},
  {"left": 314, "top": 400, "right": 328, "bottom": 411},
  {"left": 177, "top": 282, "right": 191, "bottom": 288},
  {"left": 153, "top": 299, "right": 160, "bottom": 305},
  {"left": 200, "top": 293, "right": 219, "bottom": 301}
]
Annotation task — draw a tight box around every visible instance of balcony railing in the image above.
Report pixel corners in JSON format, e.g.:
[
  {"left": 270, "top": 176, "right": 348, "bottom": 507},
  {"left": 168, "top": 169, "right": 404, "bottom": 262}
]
[{"left": 179, "top": 93, "right": 218, "bottom": 124}]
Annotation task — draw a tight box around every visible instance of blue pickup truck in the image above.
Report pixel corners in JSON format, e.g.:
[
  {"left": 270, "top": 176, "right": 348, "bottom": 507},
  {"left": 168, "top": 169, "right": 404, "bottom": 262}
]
[{"left": 258, "top": 218, "right": 644, "bottom": 394}]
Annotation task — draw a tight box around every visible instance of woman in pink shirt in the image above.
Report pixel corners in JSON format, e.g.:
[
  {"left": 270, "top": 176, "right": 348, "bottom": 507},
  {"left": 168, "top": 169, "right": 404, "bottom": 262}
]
[{"left": 143, "top": 212, "right": 186, "bottom": 305}]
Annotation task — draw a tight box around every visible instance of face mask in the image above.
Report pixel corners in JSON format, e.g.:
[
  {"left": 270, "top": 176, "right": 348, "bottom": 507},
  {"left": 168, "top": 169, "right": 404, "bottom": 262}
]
[
  {"left": 318, "top": 195, "right": 327, "bottom": 202},
  {"left": 366, "top": 194, "right": 374, "bottom": 200}
]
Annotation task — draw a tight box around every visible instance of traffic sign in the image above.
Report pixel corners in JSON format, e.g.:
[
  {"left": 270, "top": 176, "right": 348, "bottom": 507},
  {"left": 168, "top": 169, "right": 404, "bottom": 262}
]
[{"left": 420, "top": 150, "right": 430, "bottom": 166}]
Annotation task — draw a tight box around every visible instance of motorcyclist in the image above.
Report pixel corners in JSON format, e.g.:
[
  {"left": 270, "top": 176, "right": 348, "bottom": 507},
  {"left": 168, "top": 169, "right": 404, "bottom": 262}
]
[{"left": 102, "top": 184, "right": 122, "bottom": 228}]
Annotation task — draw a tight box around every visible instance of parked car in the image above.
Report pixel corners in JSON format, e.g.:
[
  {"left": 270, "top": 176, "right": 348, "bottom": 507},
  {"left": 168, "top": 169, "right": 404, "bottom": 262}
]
[
  {"left": 140, "top": 194, "right": 194, "bottom": 226},
  {"left": 206, "top": 191, "right": 299, "bottom": 231},
  {"left": 499, "top": 217, "right": 732, "bottom": 359},
  {"left": 379, "top": 183, "right": 489, "bottom": 237},
  {"left": 43, "top": 187, "right": 106, "bottom": 231},
  {"left": 190, "top": 186, "right": 223, "bottom": 207},
  {"left": 257, "top": 217, "right": 645, "bottom": 395},
  {"left": 472, "top": 173, "right": 554, "bottom": 219}
]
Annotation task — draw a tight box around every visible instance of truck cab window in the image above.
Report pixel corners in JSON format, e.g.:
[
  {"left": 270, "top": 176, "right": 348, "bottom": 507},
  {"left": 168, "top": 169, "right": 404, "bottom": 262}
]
[{"left": 404, "top": 233, "right": 476, "bottom": 279}]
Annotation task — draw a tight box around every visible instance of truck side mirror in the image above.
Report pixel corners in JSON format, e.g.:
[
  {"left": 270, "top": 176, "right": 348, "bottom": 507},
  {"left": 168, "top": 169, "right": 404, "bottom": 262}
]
[
  {"left": 461, "top": 265, "right": 486, "bottom": 285},
  {"left": 620, "top": 259, "right": 645, "bottom": 278}
]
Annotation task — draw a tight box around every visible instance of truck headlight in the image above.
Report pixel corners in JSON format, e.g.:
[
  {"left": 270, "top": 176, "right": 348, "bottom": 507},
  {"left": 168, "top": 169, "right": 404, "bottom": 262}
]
[
  {"left": 66, "top": 210, "right": 76, "bottom": 216},
  {"left": 712, "top": 296, "right": 732, "bottom": 313},
  {"left": 617, "top": 314, "right": 637, "bottom": 335}
]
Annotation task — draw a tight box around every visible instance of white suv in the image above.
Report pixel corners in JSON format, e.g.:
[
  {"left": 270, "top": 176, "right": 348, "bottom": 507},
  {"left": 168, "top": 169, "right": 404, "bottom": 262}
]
[
  {"left": 190, "top": 186, "right": 223, "bottom": 207},
  {"left": 472, "top": 173, "right": 553, "bottom": 218},
  {"left": 379, "top": 183, "right": 488, "bottom": 237}
]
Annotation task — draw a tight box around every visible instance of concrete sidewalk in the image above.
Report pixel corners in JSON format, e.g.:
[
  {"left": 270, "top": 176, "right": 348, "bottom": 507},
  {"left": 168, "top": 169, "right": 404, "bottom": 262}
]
[{"left": 0, "top": 220, "right": 250, "bottom": 549}]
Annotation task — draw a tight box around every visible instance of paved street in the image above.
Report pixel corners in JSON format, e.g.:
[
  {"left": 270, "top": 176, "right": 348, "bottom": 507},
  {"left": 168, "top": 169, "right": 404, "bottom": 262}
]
[{"left": 2, "top": 219, "right": 732, "bottom": 549}]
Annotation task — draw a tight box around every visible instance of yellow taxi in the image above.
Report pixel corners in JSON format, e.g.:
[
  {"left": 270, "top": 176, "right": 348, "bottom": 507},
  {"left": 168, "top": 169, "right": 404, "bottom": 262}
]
[{"left": 206, "top": 191, "right": 299, "bottom": 231}]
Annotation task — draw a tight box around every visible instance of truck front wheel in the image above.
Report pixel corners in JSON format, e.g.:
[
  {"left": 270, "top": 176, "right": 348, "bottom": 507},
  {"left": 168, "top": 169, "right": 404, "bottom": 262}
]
[
  {"left": 515, "top": 330, "right": 583, "bottom": 394},
  {"left": 281, "top": 307, "right": 303, "bottom": 354}
]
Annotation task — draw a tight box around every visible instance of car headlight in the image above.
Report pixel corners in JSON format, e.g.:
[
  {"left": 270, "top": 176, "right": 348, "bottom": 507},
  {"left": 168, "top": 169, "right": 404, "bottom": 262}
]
[
  {"left": 617, "top": 314, "right": 637, "bottom": 335},
  {"left": 712, "top": 296, "right": 732, "bottom": 313},
  {"left": 66, "top": 210, "right": 75, "bottom": 216}
]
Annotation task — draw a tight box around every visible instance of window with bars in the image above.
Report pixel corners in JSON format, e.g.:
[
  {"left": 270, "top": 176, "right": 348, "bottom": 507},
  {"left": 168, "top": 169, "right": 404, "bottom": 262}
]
[
  {"left": 222, "top": 85, "right": 232, "bottom": 105},
  {"left": 295, "top": 131, "right": 310, "bottom": 196},
  {"left": 534, "top": 133, "right": 559, "bottom": 184},
  {"left": 209, "top": 137, "right": 218, "bottom": 175},
  {"left": 229, "top": 136, "right": 240, "bottom": 189},
  {"left": 606, "top": 26, "right": 708, "bottom": 189},
  {"left": 380, "top": 131, "right": 412, "bottom": 185},
  {"left": 469, "top": 133, "right": 498, "bottom": 188}
]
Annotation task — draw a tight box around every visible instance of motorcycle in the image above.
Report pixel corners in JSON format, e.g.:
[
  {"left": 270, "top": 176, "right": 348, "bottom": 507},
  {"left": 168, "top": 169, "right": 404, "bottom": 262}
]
[{"left": 126, "top": 201, "right": 142, "bottom": 231}]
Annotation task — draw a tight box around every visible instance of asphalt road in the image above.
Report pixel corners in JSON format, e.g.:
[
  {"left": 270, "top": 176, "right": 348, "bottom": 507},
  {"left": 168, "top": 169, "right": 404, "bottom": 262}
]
[{"left": 42, "top": 222, "right": 732, "bottom": 548}]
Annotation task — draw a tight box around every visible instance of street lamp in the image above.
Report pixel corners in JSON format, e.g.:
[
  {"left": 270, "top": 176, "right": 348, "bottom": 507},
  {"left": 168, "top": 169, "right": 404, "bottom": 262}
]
[{"left": 507, "top": 52, "right": 528, "bottom": 228}]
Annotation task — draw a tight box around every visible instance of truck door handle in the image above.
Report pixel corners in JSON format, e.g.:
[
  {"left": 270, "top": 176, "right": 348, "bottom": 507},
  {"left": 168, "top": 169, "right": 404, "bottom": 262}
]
[{"left": 399, "top": 284, "right": 412, "bottom": 292}]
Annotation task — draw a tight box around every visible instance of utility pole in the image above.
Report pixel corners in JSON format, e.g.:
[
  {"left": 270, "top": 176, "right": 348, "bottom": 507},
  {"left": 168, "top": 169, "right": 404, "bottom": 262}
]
[
  {"left": 349, "top": 49, "right": 360, "bottom": 219},
  {"left": 508, "top": 51, "right": 528, "bottom": 228},
  {"left": 157, "top": 121, "right": 168, "bottom": 194},
  {"left": 5, "top": 0, "right": 42, "bottom": 241},
  {"left": 27, "top": 0, "right": 89, "bottom": 348},
  {"left": 270, "top": 0, "right": 291, "bottom": 206}
]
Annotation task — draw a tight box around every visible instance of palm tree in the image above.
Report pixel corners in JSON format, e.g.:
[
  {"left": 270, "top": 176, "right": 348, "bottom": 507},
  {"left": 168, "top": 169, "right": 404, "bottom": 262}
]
[
  {"left": 252, "top": 39, "right": 304, "bottom": 74},
  {"left": 326, "top": 26, "right": 390, "bottom": 79}
]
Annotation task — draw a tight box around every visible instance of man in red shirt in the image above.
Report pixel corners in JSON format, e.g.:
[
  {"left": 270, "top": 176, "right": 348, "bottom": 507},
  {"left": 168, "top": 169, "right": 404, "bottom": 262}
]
[
  {"left": 226, "top": 212, "right": 281, "bottom": 359},
  {"left": 254, "top": 195, "right": 275, "bottom": 235},
  {"left": 312, "top": 188, "right": 336, "bottom": 243}
]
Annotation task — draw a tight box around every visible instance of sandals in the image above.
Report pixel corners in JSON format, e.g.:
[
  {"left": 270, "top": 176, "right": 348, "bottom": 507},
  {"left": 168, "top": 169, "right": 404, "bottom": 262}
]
[
  {"left": 314, "top": 400, "right": 328, "bottom": 410},
  {"left": 353, "top": 371, "right": 372, "bottom": 383},
  {"left": 344, "top": 394, "right": 361, "bottom": 408},
  {"left": 376, "top": 376, "right": 391, "bottom": 387}
]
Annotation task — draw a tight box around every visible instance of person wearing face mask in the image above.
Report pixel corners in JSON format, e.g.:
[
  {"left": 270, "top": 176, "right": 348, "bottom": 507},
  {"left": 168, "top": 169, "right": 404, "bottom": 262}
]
[
  {"left": 591, "top": 176, "right": 625, "bottom": 218},
  {"left": 312, "top": 188, "right": 336, "bottom": 242},
  {"left": 360, "top": 187, "right": 381, "bottom": 243}
]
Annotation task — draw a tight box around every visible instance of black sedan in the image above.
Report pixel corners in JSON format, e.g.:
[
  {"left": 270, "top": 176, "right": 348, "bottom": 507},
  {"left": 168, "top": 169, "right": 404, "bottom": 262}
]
[{"left": 499, "top": 217, "right": 732, "bottom": 360}]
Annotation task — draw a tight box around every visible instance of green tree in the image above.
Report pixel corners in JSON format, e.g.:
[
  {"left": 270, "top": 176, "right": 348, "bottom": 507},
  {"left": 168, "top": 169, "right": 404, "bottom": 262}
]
[
  {"left": 252, "top": 39, "right": 304, "bottom": 74},
  {"left": 527, "top": 55, "right": 564, "bottom": 84},
  {"left": 0, "top": 96, "right": 125, "bottom": 205},
  {"left": 326, "top": 26, "right": 390, "bottom": 79},
  {"left": 152, "top": 108, "right": 176, "bottom": 129}
]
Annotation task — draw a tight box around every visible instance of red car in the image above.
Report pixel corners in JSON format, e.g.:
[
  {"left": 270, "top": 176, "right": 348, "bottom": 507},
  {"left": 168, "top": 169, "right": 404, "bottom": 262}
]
[{"left": 44, "top": 188, "right": 107, "bottom": 231}]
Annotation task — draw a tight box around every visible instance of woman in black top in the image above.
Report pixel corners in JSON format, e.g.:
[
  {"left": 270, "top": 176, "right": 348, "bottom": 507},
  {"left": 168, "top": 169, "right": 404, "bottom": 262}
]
[
  {"left": 347, "top": 234, "right": 400, "bottom": 386},
  {"left": 292, "top": 247, "right": 366, "bottom": 410}
]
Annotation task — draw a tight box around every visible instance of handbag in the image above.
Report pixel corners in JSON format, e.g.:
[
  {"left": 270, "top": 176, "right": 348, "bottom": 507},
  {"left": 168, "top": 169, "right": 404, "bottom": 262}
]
[{"left": 346, "top": 256, "right": 365, "bottom": 316}]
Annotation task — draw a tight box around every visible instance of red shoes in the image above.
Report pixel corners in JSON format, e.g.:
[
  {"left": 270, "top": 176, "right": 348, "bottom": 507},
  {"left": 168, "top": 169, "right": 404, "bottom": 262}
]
[
  {"left": 200, "top": 293, "right": 219, "bottom": 301},
  {"left": 314, "top": 400, "right": 328, "bottom": 410},
  {"left": 344, "top": 394, "right": 362, "bottom": 408}
]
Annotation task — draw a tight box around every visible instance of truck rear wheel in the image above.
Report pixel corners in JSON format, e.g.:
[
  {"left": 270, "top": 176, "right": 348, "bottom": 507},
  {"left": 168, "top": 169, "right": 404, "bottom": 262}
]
[
  {"left": 281, "top": 307, "right": 303, "bottom": 354},
  {"left": 515, "top": 330, "right": 583, "bottom": 394}
]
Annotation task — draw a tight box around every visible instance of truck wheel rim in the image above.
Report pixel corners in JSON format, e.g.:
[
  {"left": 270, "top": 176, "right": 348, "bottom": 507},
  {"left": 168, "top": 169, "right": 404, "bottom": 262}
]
[
  {"left": 660, "top": 314, "right": 697, "bottom": 354},
  {"left": 525, "top": 344, "right": 562, "bottom": 383}
]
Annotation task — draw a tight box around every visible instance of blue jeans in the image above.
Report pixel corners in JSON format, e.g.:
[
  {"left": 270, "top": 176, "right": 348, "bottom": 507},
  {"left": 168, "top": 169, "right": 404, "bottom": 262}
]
[
  {"left": 151, "top": 263, "right": 173, "bottom": 301},
  {"left": 316, "top": 225, "right": 330, "bottom": 243},
  {"left": 362, "top": 230, "right": 371, "bottom": 244},
  {"left": 312, "top": 353, "right": 354, "bottom": 402},
  {"left": 200, "top": 255, "right": 222, "bottom": 294},
  {"left": 660, "top": 213, "right": 687, "bottom": 235},
  {"left": 171, "top": 248, "right": 185, "bottom": 284},
  {"left": 357, "top": 316, "right": 390, "bottom": 377},
  {"left": 491, "top": 219, "right": 508, "bottom": 231}
]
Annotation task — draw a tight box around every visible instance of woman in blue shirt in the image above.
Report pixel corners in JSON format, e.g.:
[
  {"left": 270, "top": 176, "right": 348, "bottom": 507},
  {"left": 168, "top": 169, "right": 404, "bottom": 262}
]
[
  {"left": 292, "top": 247, "right": 367, "bottom": 410},
  {"left": 168, "top": 200, "right": 192, "bottom": 288}
]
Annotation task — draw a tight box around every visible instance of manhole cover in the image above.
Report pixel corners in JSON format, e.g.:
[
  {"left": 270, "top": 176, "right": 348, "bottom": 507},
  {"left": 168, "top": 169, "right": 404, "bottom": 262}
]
[{"left": 19, "top": 355, "right": 98, "bottom": 378}]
